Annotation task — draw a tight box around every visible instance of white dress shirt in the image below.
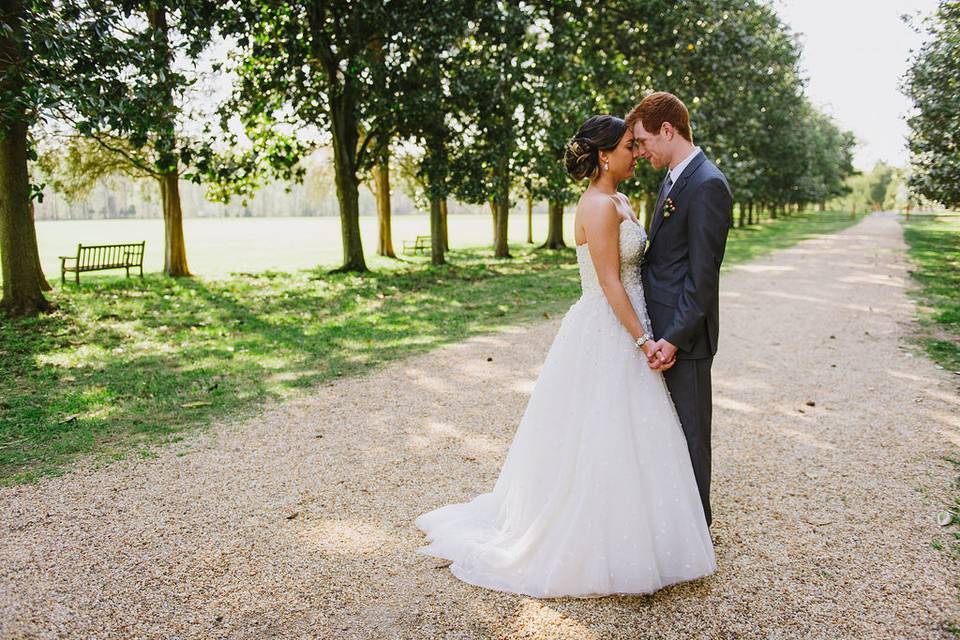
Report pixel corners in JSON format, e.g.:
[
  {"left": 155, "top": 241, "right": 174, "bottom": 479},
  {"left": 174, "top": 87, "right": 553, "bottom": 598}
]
[{"left": 667, "top": 146, "right": 702, "bottom": 195}]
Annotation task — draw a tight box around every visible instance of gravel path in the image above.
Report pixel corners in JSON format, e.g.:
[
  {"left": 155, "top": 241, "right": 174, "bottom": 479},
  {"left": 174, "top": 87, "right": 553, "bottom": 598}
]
[{"left": 2, "top": 212, "right": 958, "bottom": 639}]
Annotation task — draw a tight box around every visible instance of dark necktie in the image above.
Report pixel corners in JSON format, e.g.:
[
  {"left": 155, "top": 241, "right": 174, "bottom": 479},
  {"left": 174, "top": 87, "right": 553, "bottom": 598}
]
[{"left": 654, "top": 174, "right": 674, "bottom": 216}]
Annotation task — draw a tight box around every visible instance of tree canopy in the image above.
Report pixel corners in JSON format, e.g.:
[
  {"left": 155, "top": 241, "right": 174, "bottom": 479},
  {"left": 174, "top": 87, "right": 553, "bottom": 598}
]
[
  {"left": 4, "top": 0, "right": 862, "bottom": 316},
  {"left": 903, "top": 0, "right": 960, "bottom": 208}
]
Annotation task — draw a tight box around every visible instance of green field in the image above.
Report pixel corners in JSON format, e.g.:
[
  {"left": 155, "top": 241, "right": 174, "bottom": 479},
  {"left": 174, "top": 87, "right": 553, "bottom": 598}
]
[
  {"left": 1, "top": 210, "right": 865, "bottom": 484},
  {"left": 30, "top": 213, "right": 575, "bottom": 281}
]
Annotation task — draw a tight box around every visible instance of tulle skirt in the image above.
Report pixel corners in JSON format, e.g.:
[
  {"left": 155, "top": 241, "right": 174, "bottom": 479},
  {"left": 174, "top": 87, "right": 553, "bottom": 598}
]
[{"left": 415, "top": 290, "right": 716, "bottom": 598}]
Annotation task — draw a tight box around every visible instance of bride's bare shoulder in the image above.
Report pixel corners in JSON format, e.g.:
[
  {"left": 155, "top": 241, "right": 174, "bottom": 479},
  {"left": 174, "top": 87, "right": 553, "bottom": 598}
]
[{"left": 576, "top": 191, "right": 618, "bottom": 224}]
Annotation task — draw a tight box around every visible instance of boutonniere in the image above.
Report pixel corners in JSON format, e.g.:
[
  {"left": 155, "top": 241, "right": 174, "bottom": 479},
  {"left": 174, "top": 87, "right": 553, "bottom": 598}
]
[{"left": 663, "top": 197, "right": 677, "bottom": 218}]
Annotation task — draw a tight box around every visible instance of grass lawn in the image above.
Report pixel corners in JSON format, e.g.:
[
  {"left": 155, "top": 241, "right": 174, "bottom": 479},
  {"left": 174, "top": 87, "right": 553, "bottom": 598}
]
[
  {"left": 1, "top": 210, "right": 863, "bottom": 484},
  {"left": 903, "top": 213, "right": 960, "bottom": 372}
]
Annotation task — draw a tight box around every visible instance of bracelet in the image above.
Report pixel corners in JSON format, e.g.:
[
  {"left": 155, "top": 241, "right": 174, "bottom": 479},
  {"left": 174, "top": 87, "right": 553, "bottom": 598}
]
[{"left": 634, "top": 333, "right": 650, "bottom": 349}]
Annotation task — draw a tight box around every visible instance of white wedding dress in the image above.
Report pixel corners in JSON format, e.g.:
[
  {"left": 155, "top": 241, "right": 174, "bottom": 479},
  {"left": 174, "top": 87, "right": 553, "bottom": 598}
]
[{"left": 415, "top": 218, "right": 716, "bottom": 598}]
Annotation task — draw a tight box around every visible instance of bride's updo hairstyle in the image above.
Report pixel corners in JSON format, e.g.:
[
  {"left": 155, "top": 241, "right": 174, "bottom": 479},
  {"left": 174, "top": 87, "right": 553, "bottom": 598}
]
[{"left": 563, "top": 115, "right": 628, "bottom": 181}]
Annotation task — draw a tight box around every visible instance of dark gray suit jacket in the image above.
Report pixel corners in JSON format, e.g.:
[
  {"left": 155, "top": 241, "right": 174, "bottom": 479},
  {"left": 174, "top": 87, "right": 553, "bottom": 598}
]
[{"left": 641, "top": 150, "right": 733, "bottom": 360}]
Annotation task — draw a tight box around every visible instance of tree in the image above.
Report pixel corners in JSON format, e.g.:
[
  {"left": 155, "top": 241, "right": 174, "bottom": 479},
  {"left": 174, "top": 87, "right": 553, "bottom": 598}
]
[
  {"left": 0, "top": 0, "right": 49, "bottom": 315},
  {"left": 903, "top": 0, "right": 960, "bottom": 208},
  {"left": 446, "top": 2, "right": 537, "bottom": 259},
  {"left": 522, "top": 2, "right": 613, "bottom": 249},
  {"left": 381, "top": 1, "right": 475, "bottom": 266},
  {"left": 36, "top": 1, "right": 228, "bottom": 278},
  {"left": 221, "top": 1, "right": 427, "bottom": 272},
  {"left": 867, "top": 162, "right": 895, "bottom": 210},
  {"left": 0, "top": 0, "right": 113, "bottom": 315}
]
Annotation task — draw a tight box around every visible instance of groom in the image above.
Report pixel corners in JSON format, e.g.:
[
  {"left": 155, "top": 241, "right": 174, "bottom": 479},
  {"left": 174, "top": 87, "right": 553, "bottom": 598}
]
[{"left": 626, "top": 92, "right": 732, "bottom": 526}]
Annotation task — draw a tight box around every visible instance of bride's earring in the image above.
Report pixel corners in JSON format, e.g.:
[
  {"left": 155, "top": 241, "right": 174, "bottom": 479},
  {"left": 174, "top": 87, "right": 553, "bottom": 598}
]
[{"left": 603, "top": 158, "right": 609, "bottom": 171}]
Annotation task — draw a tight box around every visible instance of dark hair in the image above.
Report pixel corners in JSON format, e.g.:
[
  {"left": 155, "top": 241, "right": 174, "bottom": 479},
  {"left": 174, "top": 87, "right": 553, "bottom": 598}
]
[
  {"left": 625, "top": 92, "right": 692, "bottom": 141},
  {"left": 563, "top": 115, "right": 628, "bottom": 181}
]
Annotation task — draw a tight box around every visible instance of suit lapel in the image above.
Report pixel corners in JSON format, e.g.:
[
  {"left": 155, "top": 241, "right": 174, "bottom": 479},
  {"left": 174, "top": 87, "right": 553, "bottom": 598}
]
[{"left": 648, "top": 150, "right": 707, "bottom": 246}]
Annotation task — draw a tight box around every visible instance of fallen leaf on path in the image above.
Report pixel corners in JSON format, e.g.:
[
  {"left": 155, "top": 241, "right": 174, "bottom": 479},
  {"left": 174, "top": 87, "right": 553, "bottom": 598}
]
[{"left": 802, "top": 517, "right": 832, "bottom": 527}]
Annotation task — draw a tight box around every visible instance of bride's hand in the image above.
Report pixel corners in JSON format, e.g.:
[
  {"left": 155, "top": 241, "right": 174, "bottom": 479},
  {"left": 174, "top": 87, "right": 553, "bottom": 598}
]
[{"left": 640, "top": 340, "right": 659, "bottom": 366}]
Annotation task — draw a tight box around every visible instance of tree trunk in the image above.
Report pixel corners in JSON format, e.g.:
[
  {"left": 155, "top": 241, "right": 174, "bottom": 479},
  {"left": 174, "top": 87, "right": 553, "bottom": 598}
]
[
  {"left": 440, "top": 198, "right": 449, "bottom": 251},
  {"left": 541, "top": 200, "right": 566, "bottom": 249},
  {"left": 493, "top": 199, "right": 510, "bottom": 258},
  {"left": 159, "top": 171, "right": 190, "bottom": 276},
  {"left": 0, "top": 120, "right": 54, "bottom": 316},
  {"left": 526, "top": 195, "right": 533, "bottom": 244},
  {"left": 329, "top": 94, "right": 367, "bottom": 272},
  {"left": 770, "top": 203, "right": 778, "bottom": 220},
  {"left": 738, "top": 202, "right": 746, "bottom": 228},
  {"left": 31, "top": 203, "right": 51, "bottom": 291},
  {"left": 373, "top": 148, "right": 396, "bottom": 258},
  {"left": 148, "top": 3, "right": 191, "bottom": 278},
  {"left": 0, "top": 0, "right": 53, "bottom": 316},
  {"left": 491, "top": 157, "right": 510, "bottom": 258},
  {"left": 429, "top": 196, "right": 445, "bottom": 266}
]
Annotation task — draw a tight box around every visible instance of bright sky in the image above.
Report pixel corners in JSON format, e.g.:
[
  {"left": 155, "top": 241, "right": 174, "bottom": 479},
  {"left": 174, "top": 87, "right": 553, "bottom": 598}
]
[{"left": 773, "top": 0, "right": 940, "bottom": 171}]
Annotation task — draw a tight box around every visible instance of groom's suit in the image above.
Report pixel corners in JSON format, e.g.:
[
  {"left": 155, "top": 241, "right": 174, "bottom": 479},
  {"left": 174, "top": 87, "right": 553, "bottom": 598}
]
[{"left": 641, "top": 149, "right": 732, "bottom": 526}]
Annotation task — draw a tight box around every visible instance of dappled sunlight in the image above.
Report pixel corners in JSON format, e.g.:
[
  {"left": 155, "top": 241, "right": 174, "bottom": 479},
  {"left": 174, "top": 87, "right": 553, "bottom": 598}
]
[
  {"left": 454, "top": 357, "right": 520, "bottom": 382},
  {"left": 266, "top": 369, "right": 324, "bottom": 384},
  {"left": 508, "top": 600, "right": 601, "bottom": 640},
  {"left": 923, "top": 388, "right": 960, "bottom": 406},
  {"left": 884, "top": 369, "right": 940, "bottom": 385},
  {"left": 715, "top": 396, "right": 761, "bottom": 414},
  {"left": 928, "top": 408, "right": 960, "bottom": 430},
  {"left": 714, "top": 376, "right": 773, "bottom": 392},
  {"left": 298, "top": 517, "right": 396, "bottom": 555},
  {"left": 740, "top": 359, "right": 778, "bottom": 371},
  {"left": 729, "top": 264, "right": 796, "bottom": 273},
  {"left": 758, "top": 290, "right": 875, "bottom": 313},
  {"left": 838, "top": 274, "right": 906, "bottom": 288},
  {"left": 509, "top": 376, "right": 537, "bottom": 396},
  {"left": 773, "top": 425, "right": 837, "bottom": 451},
  {"left": 936, "top": 429, "right": 960, "bottom": 449},
  {"left": 405, "top": 419, "right": 505, "bottom": 456},
  {"left": 470, "top": 334, "right": 520, "bottom": 348},
  {"left": 34, "top": 343, "right": 110, "bottom": 368},
  {"left": 400, "top": 367, "right": 457, "bottom": 394}
]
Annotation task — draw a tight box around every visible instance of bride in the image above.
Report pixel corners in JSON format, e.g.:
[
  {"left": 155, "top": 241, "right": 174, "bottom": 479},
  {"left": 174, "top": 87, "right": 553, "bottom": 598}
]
[{"left": 415, "top": 115, "right": 715, "bottom": 598}]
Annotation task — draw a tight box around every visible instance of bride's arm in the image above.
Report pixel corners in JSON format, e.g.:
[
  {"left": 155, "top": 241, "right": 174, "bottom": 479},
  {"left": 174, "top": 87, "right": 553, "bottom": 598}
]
[{"left": 583, "top": 201, "right": 655, "bottom": 357}]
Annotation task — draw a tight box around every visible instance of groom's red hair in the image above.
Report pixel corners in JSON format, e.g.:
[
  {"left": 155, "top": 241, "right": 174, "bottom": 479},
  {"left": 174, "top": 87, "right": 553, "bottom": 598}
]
[{"left": 626, "top": 92, "right": 692, "bottom": 142}]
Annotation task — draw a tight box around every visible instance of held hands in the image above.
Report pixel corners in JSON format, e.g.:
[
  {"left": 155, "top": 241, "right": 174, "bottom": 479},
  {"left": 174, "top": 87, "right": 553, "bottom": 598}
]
[{"left": 642, "top": 338, "right": 677, "bottom": 372}]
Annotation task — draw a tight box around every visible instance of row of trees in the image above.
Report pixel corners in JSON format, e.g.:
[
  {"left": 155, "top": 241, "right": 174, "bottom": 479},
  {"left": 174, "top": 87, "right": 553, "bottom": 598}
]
[
  {"left": 902, "top": 0, "right": 959, "bottom": 208},
  {"left": 1, "top": 0, "right": 857, "bottom": 317}
]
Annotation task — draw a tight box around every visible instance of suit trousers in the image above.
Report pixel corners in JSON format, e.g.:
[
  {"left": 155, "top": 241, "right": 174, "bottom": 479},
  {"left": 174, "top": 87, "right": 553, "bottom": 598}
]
[{"left": 663, "top": 356, "right": 714, "bottom": 526}]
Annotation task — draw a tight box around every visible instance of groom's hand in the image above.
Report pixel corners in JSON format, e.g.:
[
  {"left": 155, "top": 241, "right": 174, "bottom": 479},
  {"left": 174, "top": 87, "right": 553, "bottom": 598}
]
[
  {"left": 641, "top": 341, "right": 661, "bottom": 370},
  {"left": 649, "top": 339, "right": 678, "bottom": 371}
]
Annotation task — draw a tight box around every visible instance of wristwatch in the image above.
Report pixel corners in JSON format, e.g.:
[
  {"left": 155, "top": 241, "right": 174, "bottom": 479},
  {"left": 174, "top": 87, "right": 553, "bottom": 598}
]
[{"left": 634, "top": 333, "right": 650, "bottom": 349}]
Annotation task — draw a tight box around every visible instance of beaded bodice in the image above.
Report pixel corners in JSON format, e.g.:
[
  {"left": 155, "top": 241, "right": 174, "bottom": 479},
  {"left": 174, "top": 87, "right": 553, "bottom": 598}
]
[
  {"left": 575, "top": 218, "right": 652, "bottom": 335},
  {"left": 576, "top": 218, "right": 647, "bottom": 294}
]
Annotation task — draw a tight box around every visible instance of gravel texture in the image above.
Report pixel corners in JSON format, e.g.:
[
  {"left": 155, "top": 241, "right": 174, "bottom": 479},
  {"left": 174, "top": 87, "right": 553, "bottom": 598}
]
[{"left": 1, "top": 212, "right": 958, "bottom": 639}]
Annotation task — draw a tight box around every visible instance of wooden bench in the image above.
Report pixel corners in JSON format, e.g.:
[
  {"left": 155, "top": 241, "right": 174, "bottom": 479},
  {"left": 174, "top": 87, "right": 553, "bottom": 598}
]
[
  {"left": 402, "top": 235, "right": 430, "bottom": 255},
  {"left": 60, "top": 242, "right": 146, "bottom": 284}
]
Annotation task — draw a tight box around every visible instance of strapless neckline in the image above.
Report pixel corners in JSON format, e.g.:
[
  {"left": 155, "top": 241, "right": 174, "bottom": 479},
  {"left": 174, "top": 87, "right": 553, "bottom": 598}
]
[{"left": 575, "top": 218, "right": 642, "bottom": 250}]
